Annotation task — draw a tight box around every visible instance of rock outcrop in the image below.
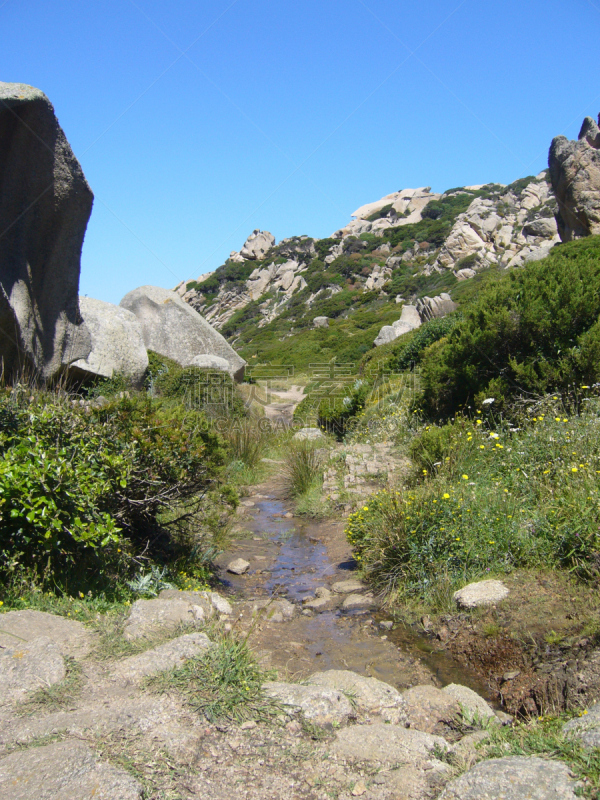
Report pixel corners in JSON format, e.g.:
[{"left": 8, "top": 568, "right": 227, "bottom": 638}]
[
  {"left": 549, "top": 115, "right": 600, "bottom": 241},
  {"left": 119, "top": 285, "right": 246, "bottom": 381},
  {"left": 68, "top": 297, "right": 148, "bottom": 386},
  {"left": 0, "top": 81, "right": 93, "bottom": 381},
  {"left": 416, "top": 293, "right": 457, "bottom": 322},
  {"left": 334, "top": 187, "right": 442, "bottom": 238},
  {"left": 240, "top": 229, "right": 275, "bottom": 260},
  {"left": 374, "top": 304, "right": 421, "bottom": 346}
]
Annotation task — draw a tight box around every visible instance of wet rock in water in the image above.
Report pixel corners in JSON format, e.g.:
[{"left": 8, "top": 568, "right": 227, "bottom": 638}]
[
  {"left": 342, "top": 593, "right": 375, "bottom": 610},
  {"left": 227, "top": 558, "right": 250, "bottom": 575},
  {"left": 442, "top": 684, "right": 498, "bottom": 725},
  {"left": 307, "top": 670, "right": 408, "bottom": 724},
  {"left": 332, "top": 579, "right": 367, "bottom": 594},
  {"left": 563, "top": 703, "right": 600, "bottom": 748},
  {"left": 331, "top": 721, "right": 449, "bottom": 764},
  {"left": 438, "top": 756, "right": 578, "bottom": 799},
  {"left": 112, "top": 632, "right": 213, "bottom": 683},
  {"left": 379, "top": 620, "right": 394, "bottom": 630},
  {"left": 0, "top": 739, "right": 143, "bottom": 799},
  {"left": 245, "top": 597, "right": 296, "bottom": 622},
  {"left": 0, "top": 609, "right": 93, "bottom": 657},
  {"left": 0, "top": 636, "right": 65, "bottom": 705},
  {"left": 263, "top": 681, "right": 354, "bottom": 726},
  {"left": 401, "top": 685, "right": 460, "bottom": 735},
  {"left": 293, "top": 427, "right": 325, "bottom": 441},
  {"left": 302, "top": 596, "right": 337, "bottom": 612},
  {"left": 453, "top": 579, "right": 509, "bottom": 609},
  {"left": 123, "top": 594, "right": 213, "bottom": 640}
]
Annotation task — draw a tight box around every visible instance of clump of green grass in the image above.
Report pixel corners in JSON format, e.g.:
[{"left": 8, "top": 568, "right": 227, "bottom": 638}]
[
  {"left": 283, "top": 440, "right": 323, "bottom": 498},
  {"left": 222, "top": 422, "right": 266, "bottom": 469},
  {"left": 145, "top": 634, "right": 280, "bottom": 724},
  {"left": 347, "top": 393, "right": 600, "bottom": 601}
]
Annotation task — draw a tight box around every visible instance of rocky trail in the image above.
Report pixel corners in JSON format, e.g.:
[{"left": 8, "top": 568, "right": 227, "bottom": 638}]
[{"left": 0, "top": 477, "right": 594, "bottom": 799}]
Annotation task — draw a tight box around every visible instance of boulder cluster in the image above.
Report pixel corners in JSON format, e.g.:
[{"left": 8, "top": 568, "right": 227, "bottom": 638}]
[{"left": 0, "top": 81, "right": 246, "bottom": 385}]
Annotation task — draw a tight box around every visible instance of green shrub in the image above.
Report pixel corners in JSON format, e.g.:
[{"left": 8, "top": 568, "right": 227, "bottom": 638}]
[
  {"left": 418, "top": 236, "right": 600, "bottom": 417},
  {"left": 317, "top": 378, "right": 370, "bottom": 439},
  {"left": 283, "top": 440, "right": 323, "bottom": 497},
  {"left": 0, "top": 389, "right": 227, "bottom": 592}
]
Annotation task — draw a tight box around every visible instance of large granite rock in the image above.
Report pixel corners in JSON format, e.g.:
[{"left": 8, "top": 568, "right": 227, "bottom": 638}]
[
  {"left": 438, "top": 756, "right": 578, "bottom": 799},
  {"left": 416, "top": 293, "right": 457, "bottom": 322},
  {"left": 68, "top": 296, "right": 148, "bottom": 385},
  {"left": 119, "top": 285, "right": 246, "bottom": 381},
  {"left": 307, "top": 670, "right": 408, "bottom": 724},
  {"left": 453, "top": 579, "right": 509, "bottom": 609},
  {"left": 262, "top": 681, "right": 355, "bottom": 726},
  {"left": 0, "top": 82, "right": 93, "bottom": 381},
  {"left": 550, "top": 116, "right": 600, "bottom": 241},
  {"left": 374, "top": 303, "right": 421, "bottom": 346},
  {"left": 240, "top": 229, "right": 275, "bottom": 260},
  {"left": 0, "top": 636, "right": 65, "bottom": 705},
  {"left": 0, "top": 739, "right": 143, "bottom": 799}
]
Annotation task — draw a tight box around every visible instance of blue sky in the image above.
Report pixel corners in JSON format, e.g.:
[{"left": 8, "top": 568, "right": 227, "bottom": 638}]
[{"left": 3, "top": 0, "right": 600, "bottom": 304}]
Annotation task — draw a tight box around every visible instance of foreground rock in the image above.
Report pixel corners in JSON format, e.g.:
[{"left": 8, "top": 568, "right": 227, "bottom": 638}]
[
  {"left": 227, "top": 557, "right": 250, "bottom": 575},
  {"left": 401, "top": 685, "right": 460, "bottom": 735},
  {"left": 438, "top": 755, "right": 578, "bottom": 799},
  {"left": 0, "top": 81, "right": 92, "bottom": 381},
  {"left": 113, "top": 632, "right": 212, "bottom": 683},
  {"left": 69, "top": 296, "right": 148, "bottom": 385},
  {"left": 0, "top": 609, "right": 92, "bottom": 657},
  {"left": 442, "top": 683, "right": 498, "bottom": 724},
  {"left": 563, "top": 702, "right": 600, "bottom": 748},
  {"left": 0, "top": 636, "right": 65, "bottom": 705},
  {"left": 307, "top": 670, "right": 408, "bottom": 724},
  {"left": 263, "top": 681, "right": 354, "bottom": 726},
  {"left": 120, "top": 285, "right": 246, "bottom": 381},
  {"left": 453, "top": 579, "right": 509, "bottom": 609},
  {"left": 122, "top": 590, "right": 231, "bottom": 640},
  {"left": 550, "top": 115, "right": 600, "bottom": 241},
  {"left": 0, "top": 740, "right": 142, "bottom": 800},
  {"left": 293, "top": 427, "right": 325, "bottom": 441}
]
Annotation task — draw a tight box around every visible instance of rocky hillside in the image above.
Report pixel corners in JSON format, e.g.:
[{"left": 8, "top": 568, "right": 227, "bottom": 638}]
[{"left": 177, "top": 171, "right": 558, "bottom": 366}]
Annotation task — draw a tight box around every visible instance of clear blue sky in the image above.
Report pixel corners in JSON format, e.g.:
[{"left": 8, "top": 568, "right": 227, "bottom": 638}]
[{"left": 4, "top": 0, "right": 600, "bottom": 304}]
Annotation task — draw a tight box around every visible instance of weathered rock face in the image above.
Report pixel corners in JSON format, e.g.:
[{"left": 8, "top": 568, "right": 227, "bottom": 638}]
[
  {"left": 549, "top": 115, "right": 600, "bottom": 241},
  {"left": 0, "top": 82, "right": 93, "bottom": 380},
  {"left": 119, "top": 285, "right": 246, "bottom": 381},
  {"left": 240, "top": 229, "right": 275, "bottom": 260},
  {"left": 374, "top": 303, "right": 421, "bottom": 346},
  {"left": 416, "top": 293, "right": 457, "bottom": 322},
  {"left": 68, "top": 296, "right": 148, "bottom": 386}
]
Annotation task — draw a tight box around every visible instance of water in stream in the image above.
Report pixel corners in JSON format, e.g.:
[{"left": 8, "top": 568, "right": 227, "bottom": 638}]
[{"left": 217, "top": 488, "right": 493, "bottom": 700}]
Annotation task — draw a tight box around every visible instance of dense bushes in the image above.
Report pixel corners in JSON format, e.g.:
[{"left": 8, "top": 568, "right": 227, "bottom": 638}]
[
  {"left": 317, "top": 378, "right": 371, "bottom": 438},
  {"left": 0, "top": 388, "right": 228, "bottom": 592},
  {"left": 418, "top": 237, "right": 600, "bottom": 417}
]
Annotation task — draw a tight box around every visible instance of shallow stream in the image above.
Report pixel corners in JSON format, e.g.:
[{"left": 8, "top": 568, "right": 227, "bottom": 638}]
[{"left": 217, "top": 487, "right": 493, "bottom": 699}]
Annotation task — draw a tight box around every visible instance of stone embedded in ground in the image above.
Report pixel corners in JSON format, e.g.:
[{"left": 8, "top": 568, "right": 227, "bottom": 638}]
[
  {"left": 307, "top": 670, "right": 408, "bottom": 725},
  {"left": 244, "top": 597, "right": 296, "bottom": 622},
  {"left": 331, "top": 722, "right": 449, "bottom": 765},
  {"left": 302, "top": 596, "right": 337, "bottom": 612},
  {"left": 159, "top": 588, "right": 232, "bottom": 615},
  {"left": 332, "top": 579, "right": 367, "bottom": 594},
  {"left": 123, "top": 595, "right": 213, "bottom": 641},
  {"left": 453, "top": 579, "right": 509, "bottom": 609},
  {"left": 563, "top": 702, "right": 600, "bottom": 748},
  {"left": 263, "top": 681, "right": 354, "bottom": 726},
  {"left": 0, "top": 609, "right": 93, "bottom": 657},
  {"left": 0, "top": 739, "right": 142, "bottom": 800},
  {"left": 342, "top": 593, "right": 375, "bottom": 610},
  {"left": 437, "top": 755, "right": 578, "bottom": 799},
  {"left": 293, "top": 427, "right": 325, "bottom": 441},
  {"left": 0, "top": 636, "right": 66, "bottom": 705},
  {"left": 227, "top": 557, "right": 250, "bottom": 575},
  {"left": 401, "top": 685, "right": 460, "bottom": 735},
  {"left": 113, "top": 632, "right": 213, "bottom": 683},
  {"left": 441, "top": 684, "right": 498, "bottom": 725}
]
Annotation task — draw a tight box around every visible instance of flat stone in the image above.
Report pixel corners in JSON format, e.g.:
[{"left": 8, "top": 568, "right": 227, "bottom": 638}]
[
  {"left": 342, "top": 593, "right": 375, "bottom": 610},
  {"left": 302, "top": 596, "right": 337, "bottom": 612},
  {"left": 453, "top": 579, "right": 509, "bottom": 609},
  {"left": 401, "top": 685, "right": 460, "bottom": 734},
  {"left": 442, "top": 684, "right": 498, "bottom": 725},
  {"left": 314, "top": 587, "right": 331, "bottom": 598},
  {"left": 113, "top": 632, "right": 213, "bottom": 683},
  {"left": 307, "top": 670, "right": 408, "bottom": 724},
  {"left": 438, "top": 756, "right": 578, "bottom": 799},
  {"left": 564, "top": 702, "right": 600, "bottom": 748},
  {"left": 293, "top": 427, "right": 325, "bottom": 441},
  {"left": 0, "top": 610, "right": 92, "bottom": 657},
  {"left": 0, "top": 739, "right": 142, "bottom": 799},
  {"left": 0, "top": 636, "right": 65, "bottom": 705},
  {"left": 123, "top": 595, "right": 212, "bottom": 641},
  {"left": 263, "top": 682, "right": 354, "bottom": 726},
  {"left": 331, "top": 722, "right": 448, "bottom": 765},
  {"left": 246, "top": 597, "right": 296, "bottom": 621},
  {"left": 227, "top": 558, "right": 250, "bottom": 575},
  {"left": 332, "top": 579, "right": 367, "bottom": 594}
]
